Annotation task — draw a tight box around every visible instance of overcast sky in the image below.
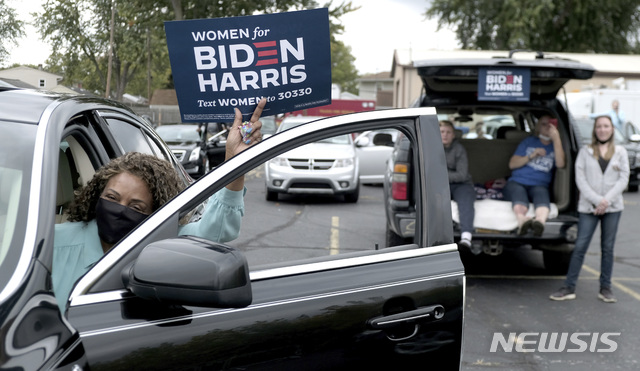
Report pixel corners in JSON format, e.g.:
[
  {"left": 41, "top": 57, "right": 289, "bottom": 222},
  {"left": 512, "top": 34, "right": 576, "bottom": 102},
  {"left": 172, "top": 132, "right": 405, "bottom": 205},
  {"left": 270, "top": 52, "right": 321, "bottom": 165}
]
[
  {"left": 5, "top": 0, "right": 49, "bottom": 67},
  {"left": 5, "top": 0, "right": 459, "bottom": 74},
  {"left": 335, "top": 0, "right": 458, "bottom": 74}
]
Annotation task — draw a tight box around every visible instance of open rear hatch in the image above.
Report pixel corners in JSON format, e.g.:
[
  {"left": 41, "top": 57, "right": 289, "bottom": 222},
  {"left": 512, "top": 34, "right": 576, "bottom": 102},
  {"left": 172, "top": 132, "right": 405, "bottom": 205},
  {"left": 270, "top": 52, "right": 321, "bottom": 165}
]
[{"left": 415, "top": 51, "right": 596, "bottom": 105}]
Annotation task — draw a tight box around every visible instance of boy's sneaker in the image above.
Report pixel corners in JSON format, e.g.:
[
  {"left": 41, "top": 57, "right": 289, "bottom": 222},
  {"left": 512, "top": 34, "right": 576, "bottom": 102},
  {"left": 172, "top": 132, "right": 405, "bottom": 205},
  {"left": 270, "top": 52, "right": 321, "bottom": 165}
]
[
  {"left": 549, "top": 286, "right": 576, "bottom": 301},
  {"left": 458, "top": 231, "right": 481, "bottom": 255},
  {"left": 598, "top": 288, "right": 617, "bottom": 303},
  {"left": 457, "top": 238, "right": 471, "bottom": 249},
  {"left": 469, "top": 241, "right": 483, "bottom": 256}
]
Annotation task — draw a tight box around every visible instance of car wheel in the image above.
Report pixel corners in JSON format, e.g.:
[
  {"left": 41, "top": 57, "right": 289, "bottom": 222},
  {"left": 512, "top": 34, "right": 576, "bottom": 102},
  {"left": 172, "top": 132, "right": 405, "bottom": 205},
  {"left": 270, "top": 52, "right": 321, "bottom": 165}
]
[
  {"left": 542, "top": 249, "right": 572, "bottom": 275},
  {"left": 266, "top": 189, "right": 278, "bottom": 201},
  {"left": 201, "top": 156, "right": 210, "bottom": 177},
  {"left": 628, "top": 183, "right": 638, "bottom": 192},
  {"left": 344, "top": 183, "right": 360, "bottom": 203},
  {"left": 385, "top": 223, "right": 409, "bottom": 247}
]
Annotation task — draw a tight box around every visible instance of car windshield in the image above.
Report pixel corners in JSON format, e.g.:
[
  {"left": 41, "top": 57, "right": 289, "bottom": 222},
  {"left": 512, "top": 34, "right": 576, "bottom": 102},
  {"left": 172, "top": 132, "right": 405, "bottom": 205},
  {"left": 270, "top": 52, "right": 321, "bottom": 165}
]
[
  {"left": 260, "top": 116, "right": 277, "bottom": 135},
  {"left": 277, "top": 117, "right": 323, "bottom": 132},
  {"left": 317, "top": 134, "right": 352, "bottom": 144},
  {"left": 0, "top": 121, "right": 37, "bottom": 290},
  {"left": 279, "top": 118, "right": 351, "bottom": 144},
  {"left": 437, "top": 111, "right": 517, "bottom": 139},
  {"left": 156, "top": 125, "right": 202, "bottom": 142}
]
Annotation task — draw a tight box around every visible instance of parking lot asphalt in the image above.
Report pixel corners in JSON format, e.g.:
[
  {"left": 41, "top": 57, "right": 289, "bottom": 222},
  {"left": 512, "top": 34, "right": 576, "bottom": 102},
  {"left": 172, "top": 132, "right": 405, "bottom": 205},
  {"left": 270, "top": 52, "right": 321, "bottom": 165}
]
[{"left": 460, "top": 192, "right": 640, "bottom": 371}]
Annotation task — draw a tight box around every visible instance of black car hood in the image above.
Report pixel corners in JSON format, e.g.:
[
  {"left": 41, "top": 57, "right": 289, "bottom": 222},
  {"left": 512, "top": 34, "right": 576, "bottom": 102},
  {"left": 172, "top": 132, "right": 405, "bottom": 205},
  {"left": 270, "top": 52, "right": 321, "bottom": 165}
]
[{"left": 415, "top": 53, "right": 596, "bottom": 104}]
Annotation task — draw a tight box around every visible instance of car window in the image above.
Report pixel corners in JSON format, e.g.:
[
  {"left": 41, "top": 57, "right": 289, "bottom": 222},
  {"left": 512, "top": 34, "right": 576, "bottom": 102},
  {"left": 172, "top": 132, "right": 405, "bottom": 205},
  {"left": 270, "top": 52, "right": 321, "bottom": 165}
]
[
  {"left": 56, "top": 137, "right": 96, "bottom": 223},
  {"left": 260, "top": 115, "right": 278, "bottom": 136},
  {"left": 235, "top": 126, "right": 416, "bottom": 267},
  {"left": 437, "top": 112, "right": 516, "bottom": 140},
  {"left": 0, "top": 121, "right": 36, "bottom": 285},
  {"left": 278, "top": 116, "right": 324, "bottom": 132},
  {"left": 106, "top": 118, "right": 158, "bottom": 157},
  {"left": 317, "top": 134, "right": 352, "bottom": 144},
  {"left": 79, "top": 119, "right": 431, "bottom": 296}
]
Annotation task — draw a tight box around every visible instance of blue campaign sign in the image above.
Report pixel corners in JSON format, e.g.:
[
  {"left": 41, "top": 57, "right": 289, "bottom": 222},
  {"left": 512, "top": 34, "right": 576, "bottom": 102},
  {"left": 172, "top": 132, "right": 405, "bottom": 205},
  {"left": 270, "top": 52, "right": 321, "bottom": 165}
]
[
  {"left": 165, "top": 8, "right": 331, "bottom": 123},
  {"left": 478, "top": 68, "right": 531, "bottom": 102}
]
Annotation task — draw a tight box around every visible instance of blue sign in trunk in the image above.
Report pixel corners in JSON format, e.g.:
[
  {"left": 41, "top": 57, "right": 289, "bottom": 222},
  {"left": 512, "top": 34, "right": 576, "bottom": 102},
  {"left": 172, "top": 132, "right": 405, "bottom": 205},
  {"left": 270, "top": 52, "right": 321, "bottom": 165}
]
[{"left": 165, "top": 8, "right": 331, "bottom": 122}]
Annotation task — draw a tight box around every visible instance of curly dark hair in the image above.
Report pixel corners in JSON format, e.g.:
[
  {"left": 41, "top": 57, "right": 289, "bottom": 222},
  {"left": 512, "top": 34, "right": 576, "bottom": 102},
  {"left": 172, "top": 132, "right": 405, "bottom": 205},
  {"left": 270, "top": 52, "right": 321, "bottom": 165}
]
[{"left": 67, "top": 152, "right": 185, "bottom": 222}]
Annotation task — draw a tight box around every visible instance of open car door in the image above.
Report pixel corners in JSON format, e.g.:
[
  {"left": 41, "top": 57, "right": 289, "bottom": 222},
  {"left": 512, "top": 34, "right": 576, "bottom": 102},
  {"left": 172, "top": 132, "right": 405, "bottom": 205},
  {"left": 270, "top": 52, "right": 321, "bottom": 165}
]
[{"left": 65, "top": 107, "right": 465, "bottom": 370}]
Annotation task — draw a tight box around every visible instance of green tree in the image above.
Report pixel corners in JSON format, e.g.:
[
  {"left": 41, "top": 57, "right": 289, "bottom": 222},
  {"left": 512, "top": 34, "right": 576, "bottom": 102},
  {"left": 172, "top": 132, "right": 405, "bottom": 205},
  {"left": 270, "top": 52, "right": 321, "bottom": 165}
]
[
  {"left": 0, "top": 1, "right": 25, "bottom": 64},
  {"left": 38, "top": 0, "right": 173, "bottom": 100},
  {"left": 327, "top": 1, "right": 359, "bottom": 94},
  {"left": 36, "top": 0, "right": 358, "bottom": 100},
  {"left": 168, "top": 0, "right": 359, "bottom": 93},
  {"left": 426, "top": 0, "right": 640, "bottom": 53},
  {"left": 331, "top": 40, "right": 358, "bottom": 94}
]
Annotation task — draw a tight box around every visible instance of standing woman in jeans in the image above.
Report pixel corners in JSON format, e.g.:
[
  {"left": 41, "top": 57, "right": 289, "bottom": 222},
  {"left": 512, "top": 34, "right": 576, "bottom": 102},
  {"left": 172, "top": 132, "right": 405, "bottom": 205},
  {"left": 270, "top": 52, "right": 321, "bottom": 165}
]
[{"left": 550, "top": 115, "right": 629, "bottom": 303}]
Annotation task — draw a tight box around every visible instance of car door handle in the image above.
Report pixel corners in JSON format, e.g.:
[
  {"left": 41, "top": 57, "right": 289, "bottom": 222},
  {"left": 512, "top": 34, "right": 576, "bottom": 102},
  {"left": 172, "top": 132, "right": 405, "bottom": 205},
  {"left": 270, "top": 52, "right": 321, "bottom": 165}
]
[
  {"left": 367, "top": 305, "right": 445, "bottom": 341},
  {"left": 368, "top": 305, "right": 445, "bottom": 329}
]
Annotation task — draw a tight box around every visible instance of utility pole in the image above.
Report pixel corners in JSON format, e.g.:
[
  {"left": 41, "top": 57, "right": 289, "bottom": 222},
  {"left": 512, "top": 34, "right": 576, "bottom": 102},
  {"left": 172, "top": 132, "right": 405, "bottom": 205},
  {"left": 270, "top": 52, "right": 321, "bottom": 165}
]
[
  {"left": 147, "top": 28, "right": 151, "bottom": 102},
  {"left": 105, "top": 0, "right": 115, "bottom": 98}
]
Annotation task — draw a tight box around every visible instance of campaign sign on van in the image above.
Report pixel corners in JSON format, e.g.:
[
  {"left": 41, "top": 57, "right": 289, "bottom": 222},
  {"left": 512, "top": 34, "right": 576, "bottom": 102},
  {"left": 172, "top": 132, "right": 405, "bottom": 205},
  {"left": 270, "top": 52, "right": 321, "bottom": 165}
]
[
  {"left": 478, "top": 68, "right": 531, "bottom": 101},
  {"left": 165, "top": 8, "right": 331, "bottom": 122}
]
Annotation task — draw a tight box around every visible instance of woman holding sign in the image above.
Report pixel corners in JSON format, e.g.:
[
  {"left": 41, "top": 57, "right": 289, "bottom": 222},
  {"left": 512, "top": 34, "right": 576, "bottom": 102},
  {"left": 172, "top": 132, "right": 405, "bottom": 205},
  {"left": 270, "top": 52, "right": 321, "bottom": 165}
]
[{"left": 52, "top": 99, "right": 266, "bottom": 312}]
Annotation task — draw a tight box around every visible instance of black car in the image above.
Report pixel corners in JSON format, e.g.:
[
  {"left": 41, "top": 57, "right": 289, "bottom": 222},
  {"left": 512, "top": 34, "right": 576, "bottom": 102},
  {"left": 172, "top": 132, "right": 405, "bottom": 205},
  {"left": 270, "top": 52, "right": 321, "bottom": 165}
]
[
  {"left": 573, "top": 116, "right": 640, "bottom": 192},
  {"left": 155, "top": 124, "right": 210, "bottom": 178},
  {"left": 385, "top": 50, "right": 597, "bottom": 274},
  {"left": 0, "top": 88, "right": 463, "bottom": 369}
]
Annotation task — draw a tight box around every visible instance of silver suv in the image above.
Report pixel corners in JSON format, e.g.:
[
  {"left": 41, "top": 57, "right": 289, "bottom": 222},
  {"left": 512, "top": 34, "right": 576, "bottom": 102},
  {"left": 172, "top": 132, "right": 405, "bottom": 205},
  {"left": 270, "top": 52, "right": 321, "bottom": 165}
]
[{"left": 264, "top": 116, "right": 360, "bottom": 202}]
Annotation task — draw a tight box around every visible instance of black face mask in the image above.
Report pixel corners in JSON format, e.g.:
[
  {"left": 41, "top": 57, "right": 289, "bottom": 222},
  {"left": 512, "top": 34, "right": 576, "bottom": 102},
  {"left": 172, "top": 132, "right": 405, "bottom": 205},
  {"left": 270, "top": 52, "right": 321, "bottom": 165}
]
[{"left": 95, "top": 198, "right": 149, "bottom": 245}]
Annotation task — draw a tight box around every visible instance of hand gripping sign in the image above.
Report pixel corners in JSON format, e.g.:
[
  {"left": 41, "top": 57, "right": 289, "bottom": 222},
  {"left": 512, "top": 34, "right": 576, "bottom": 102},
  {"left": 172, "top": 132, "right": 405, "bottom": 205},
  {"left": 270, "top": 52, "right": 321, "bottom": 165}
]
[{"left": 165, "top": 8, "right": 332, "bottom": 123}]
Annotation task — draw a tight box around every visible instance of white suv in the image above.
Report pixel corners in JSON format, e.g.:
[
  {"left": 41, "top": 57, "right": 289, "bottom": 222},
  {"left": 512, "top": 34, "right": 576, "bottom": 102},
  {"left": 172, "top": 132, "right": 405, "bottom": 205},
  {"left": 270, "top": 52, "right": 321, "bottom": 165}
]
[{"left": 265, "top": 116, "right": 360, "bottom": 202}]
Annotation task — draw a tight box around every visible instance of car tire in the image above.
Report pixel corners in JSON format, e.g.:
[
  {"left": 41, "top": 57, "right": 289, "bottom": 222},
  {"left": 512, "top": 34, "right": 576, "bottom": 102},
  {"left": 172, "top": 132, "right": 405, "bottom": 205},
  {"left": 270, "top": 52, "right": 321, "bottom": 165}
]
[
  {"left": 344, "top": 183, "right": 360, "bottom": 203},
  {"left": 385, "top": 223, "right": 409, "bottom": 247},
  {"left": 200, "top": 156, "right": 210, "bottom": 178},
  {"left": 266, "top": 189, "right": 278, "bottom": 201},
  {"left": 628, "top": 183, "right": 638, "bottom": 192},
  {"left": 542, "top": 249, "right": 572, "bottom": 275}
]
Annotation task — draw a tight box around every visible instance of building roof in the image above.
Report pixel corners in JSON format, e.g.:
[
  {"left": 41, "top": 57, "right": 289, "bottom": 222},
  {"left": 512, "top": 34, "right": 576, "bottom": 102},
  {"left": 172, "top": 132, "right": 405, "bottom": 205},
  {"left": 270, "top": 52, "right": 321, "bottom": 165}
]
[
  {"left": 393, "top": 48, "right": 640, "bottom": 75},
  {"left": 0, "top": 78, "right": 36, "bottom": 89},
  {"left": 358, "top": 71, "right": 392, "bottom": 81},
  {"left": 0, "top": 65, "right": 63, "bottom": 80},
  {"left": 150, "top": 89, "right": 178, "bottom": 106},
  {"left": 49, "top": 85, "right": 79, "bottom": 95}
]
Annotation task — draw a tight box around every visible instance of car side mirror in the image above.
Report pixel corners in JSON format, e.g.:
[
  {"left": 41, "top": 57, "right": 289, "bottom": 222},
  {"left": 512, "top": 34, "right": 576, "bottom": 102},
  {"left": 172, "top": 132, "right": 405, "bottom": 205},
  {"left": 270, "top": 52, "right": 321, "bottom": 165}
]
[
  {"left": 355, "top": 136, "right": 371, "bottom": 147},
  {"left": 373, "top": 133, "right": 394, "bottom": 146},
  {"left": 207, "top": 129, "right": 228, "bottom": 147},
  {"left": 122, "top": 236, "right": 252, "bottom": 308}
]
